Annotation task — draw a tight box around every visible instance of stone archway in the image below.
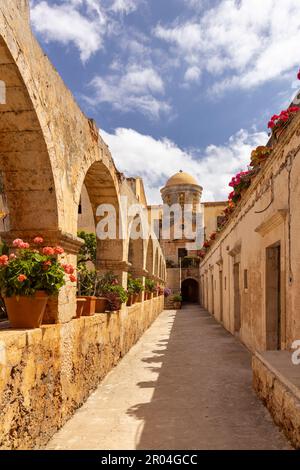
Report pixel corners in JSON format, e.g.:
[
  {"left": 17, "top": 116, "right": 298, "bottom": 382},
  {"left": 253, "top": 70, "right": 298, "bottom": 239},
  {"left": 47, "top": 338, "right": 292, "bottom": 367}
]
[
  {"left": 0, "top": 36, "right": 59, "bottom": 234},
  {"left": 181, "top": 278, "right": 199, "bottom": 303},
  {"left": 127, "top": 215, "right": 147, "bottom": 275},
  {"left": 77, "top": 160, "right": 126, "bottom": 285}
]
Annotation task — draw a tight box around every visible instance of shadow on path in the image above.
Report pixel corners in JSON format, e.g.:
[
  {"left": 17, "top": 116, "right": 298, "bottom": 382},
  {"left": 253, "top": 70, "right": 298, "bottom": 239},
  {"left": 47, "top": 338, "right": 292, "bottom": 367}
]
[{"left": 126, "top": 305, "right": 289, "bottom": 450}]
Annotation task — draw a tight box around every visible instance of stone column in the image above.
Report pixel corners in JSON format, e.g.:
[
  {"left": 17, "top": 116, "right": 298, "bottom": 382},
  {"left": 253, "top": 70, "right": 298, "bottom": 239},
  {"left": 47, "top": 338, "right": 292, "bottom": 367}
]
[{"left": 0, "top": 229, "right": 83, "bottom": 324}]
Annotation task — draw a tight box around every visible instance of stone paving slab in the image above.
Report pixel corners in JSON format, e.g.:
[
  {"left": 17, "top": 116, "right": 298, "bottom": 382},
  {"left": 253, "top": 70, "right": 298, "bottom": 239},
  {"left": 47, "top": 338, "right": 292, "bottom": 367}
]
[{"left": 47, "top": 305, "right": 291, "bottom": 450}]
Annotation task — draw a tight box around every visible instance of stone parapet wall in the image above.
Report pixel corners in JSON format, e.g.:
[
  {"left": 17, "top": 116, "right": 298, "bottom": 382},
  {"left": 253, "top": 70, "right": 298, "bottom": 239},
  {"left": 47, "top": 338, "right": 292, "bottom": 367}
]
[
  {"left": 0, "top": 296, "right": 164, "bottom": 449},
  {"left": 252, "top": 353, "right": 300, "bottom": 449}
]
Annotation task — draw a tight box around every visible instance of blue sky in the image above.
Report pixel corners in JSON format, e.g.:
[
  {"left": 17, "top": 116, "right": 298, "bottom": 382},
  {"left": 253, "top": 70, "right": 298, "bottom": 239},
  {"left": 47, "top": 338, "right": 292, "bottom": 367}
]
[{"left": 30, "top": 0, "right": 300, "bottom": 203}]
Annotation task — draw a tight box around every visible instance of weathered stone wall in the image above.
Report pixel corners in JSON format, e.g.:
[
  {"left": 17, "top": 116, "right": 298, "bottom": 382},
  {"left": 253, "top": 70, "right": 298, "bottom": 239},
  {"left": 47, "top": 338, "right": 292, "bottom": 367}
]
[
  {"left": 200, "top": 112, "right": 300, "bottom": 351},
  {"left": 0, "top": 295, "right": 164, "bottom": 450},
  {"left": 0, "top": 1, "right": 166, "bottom": 324},
  {"left": 253, "top": 353, "right": 300, "bottom": 449}
]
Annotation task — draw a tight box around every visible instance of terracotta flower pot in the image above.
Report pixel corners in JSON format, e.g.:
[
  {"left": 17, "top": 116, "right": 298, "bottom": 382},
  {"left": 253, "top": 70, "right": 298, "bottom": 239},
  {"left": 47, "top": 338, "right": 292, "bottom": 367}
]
[
  {"left": 95, "top": 297, "right": 108, "bottom": 313},
  {"left": 133, "top": 293, "right": 139, "bottom": 304},
  {"left": 127, "top": 294, "right": 134, "bottom": 306},
  {"left": 4, "top": 291, "right": 49, "bottom": 329},
  {"left": 76, "top": 298, "right": 86, "bottom": 318},
  {"left": 77, "top": 296, "right": 96, "bottom": 316}
]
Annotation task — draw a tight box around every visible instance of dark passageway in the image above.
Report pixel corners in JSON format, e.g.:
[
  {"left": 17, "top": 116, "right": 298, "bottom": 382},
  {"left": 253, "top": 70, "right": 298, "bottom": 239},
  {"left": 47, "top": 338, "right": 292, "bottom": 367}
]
[{"left": 181, "top": 278, "right": 199, "bottom": 303}]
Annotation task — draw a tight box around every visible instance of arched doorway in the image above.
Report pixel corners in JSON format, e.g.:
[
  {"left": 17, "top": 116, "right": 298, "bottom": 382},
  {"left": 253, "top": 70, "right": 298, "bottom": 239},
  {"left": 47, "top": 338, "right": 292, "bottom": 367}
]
[{"left": 181, "top": 278, "right": 199, "bottom": 303}]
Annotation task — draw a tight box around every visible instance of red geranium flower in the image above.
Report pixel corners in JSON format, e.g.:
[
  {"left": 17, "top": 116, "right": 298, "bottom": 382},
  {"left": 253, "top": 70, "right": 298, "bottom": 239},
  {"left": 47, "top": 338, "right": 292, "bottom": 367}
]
[
  {"left": 268, "top": 120, "right": 275, "bottom": 129},
  {"left": 43, "top": 247, "right": 55, "bottom": 256},
  {"left": 54, "top": 246, "right": 64, "bottom": 255}
]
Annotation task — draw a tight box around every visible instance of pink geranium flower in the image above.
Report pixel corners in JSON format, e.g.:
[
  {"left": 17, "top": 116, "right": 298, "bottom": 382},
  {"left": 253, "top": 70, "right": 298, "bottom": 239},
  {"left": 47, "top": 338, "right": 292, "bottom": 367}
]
[
  {"left": 33, "top": 237, "right": 44, "bottom": 245},
  {"left": 13, "top": 239, "right": 24, "bottom": 248},
  {"left": 18, "top": 274, "right": 27, "bottom": 282},
  {"left": 42, "top": 247, "right": 55, "bottom": 256},
  {"left": 20, "top": 242, "right": 30, "bottom": 249},
  {"left": 69, "top": 274, "right": 77, "bottom": 283},
  {"left": 9, "top": 253, "right": 16, "bottom": 260}
]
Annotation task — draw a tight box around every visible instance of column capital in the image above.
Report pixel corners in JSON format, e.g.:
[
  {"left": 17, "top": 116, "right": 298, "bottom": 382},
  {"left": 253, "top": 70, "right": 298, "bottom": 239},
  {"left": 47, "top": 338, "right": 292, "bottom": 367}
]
[
  {"left": 130, "top": 268, "right": 148, "bottom": 278},
  {"left": 97, "top": 260, "right": 132, "bottom": 272},
  {"left": 0, "top": 229, "right": 84, "bottom": 254}
]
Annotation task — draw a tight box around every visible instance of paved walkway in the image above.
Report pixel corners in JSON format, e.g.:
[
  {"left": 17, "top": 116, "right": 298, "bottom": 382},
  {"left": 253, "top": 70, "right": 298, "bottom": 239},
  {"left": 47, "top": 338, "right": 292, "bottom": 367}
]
[{"left": 47, "top": 305, "right": 290, "bottom": 450}]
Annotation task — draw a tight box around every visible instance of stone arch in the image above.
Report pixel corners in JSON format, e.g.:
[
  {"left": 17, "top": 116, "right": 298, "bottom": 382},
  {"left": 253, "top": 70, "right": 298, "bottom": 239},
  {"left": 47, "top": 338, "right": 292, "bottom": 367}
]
[
  {"left": 181, "top": 278, "right": 199, "bottom": 303},
  {"left": 127, "top": 215, "right": 147, "bottom": 275},
  {"left": 0, "top": 36, "right": 59, "bottom": 236},
  {"left": 76, "top": 160, "right": 126, "bottom": 281}
]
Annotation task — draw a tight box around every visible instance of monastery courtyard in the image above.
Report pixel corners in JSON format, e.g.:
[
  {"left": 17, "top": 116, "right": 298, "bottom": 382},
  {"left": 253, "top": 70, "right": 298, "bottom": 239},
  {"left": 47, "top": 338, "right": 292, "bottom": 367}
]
[
  {"left": 1, "top": 1, "right": 300, "bottom": 453},
  {"left": 47, "top": 305, "right": 290, "bottom": 451}
]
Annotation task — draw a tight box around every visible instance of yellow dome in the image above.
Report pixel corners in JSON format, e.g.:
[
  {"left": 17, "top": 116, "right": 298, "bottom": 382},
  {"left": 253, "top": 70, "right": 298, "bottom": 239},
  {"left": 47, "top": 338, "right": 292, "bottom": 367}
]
[{"left": 165, "top": 171, "right": 198, "bottom": 187}]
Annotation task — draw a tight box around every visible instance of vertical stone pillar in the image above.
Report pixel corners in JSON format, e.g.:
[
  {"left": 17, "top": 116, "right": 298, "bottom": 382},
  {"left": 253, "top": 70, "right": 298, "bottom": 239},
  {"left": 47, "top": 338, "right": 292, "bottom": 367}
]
[{"left": 0, "top": 229, "right": 83, "bottom": 324}]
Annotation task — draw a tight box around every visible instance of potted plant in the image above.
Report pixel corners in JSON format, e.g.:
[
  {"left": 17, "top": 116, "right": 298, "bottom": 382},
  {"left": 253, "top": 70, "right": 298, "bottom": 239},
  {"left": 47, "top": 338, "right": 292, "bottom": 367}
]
[
  {"left": 77, "top": 230, "right": 96, "bottom": 266},
  {"left": 145, "top": 278, "right": 156, "bottom": 300},
  {"left": 95, "top": 272, "right": 117, "bottom": 313},
  {"left": 77, "top": 265, "right": 97, "bottom": 316},
  {"left": 76, "top": 298, "right": 86, "bottom": 318},
  {"left": 105, "top": 284, "right": 128, "bottom": 311},
  {"left": 0, "top": 237, "right": 76, "bottom": 329},
  {"left": 173, "top": 294, "right": 182, "bottom": 310},
  {"left": 127, "top": 275, "right": 144, "bottom": 305},
  {"left": 250, "top": 146, "right": 273, "bottom": 168}
]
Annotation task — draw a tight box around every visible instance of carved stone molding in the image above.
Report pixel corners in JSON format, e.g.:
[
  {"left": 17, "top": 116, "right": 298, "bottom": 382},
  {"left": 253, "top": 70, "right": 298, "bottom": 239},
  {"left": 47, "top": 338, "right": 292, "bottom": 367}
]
[
  {"left": 228, "top": 241, "right": 242, "bottom": 258},
  {"left": 255, "top": 209, "right": 288, "bottom": 237},
  {"left": 97, "top": 260, "right": 132, "bottom": 272}
]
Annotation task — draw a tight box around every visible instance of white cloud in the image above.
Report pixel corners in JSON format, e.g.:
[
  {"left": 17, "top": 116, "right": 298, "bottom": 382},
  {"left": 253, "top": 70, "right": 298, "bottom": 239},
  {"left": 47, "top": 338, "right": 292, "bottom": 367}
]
[
  {"left": 154, "top": 0, "right": 300, "bottom": 93},
  {"left": 184, "top": 66, "right": 201, "bottom": 83},
  {"left": 85, "top": 65, "right": 171, "bottom": 118},
  {"left": 101, "top": 127, "right": 268, "bottom": 204},
  {"left": 30, "top": 0, "right": 106, "bottom": 62},
  {"left": 110, "top": 0, "right": 140, "bottom": 14}
]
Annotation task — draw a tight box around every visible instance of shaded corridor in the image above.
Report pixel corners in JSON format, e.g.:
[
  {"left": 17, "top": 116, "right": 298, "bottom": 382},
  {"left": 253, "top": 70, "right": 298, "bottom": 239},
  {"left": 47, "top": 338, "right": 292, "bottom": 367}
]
[{"left": 47, "top": 305, "right": 290, "bottom": 450}]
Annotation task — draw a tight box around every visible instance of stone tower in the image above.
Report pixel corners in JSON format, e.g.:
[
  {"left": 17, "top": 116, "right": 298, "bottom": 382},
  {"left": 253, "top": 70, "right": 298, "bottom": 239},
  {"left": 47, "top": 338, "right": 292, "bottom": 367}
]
[
  {"left": 160, "top": 171, "right": 203, "bottom": 302},
  {"left": 160, "top": 170, "right": 203, "bottom": 209}
]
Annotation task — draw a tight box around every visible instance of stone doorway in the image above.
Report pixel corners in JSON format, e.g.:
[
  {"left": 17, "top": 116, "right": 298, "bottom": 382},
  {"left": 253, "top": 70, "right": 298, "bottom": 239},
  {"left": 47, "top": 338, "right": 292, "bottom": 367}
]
[
  {"left": 266, "top": 244, "right": 281, "bottom": 350},
  {"left": 181, "top": 278, "right": 199, "bottom": 303},
  {"left": 233, "top": 263, "right": 241, "bottom": 334}
]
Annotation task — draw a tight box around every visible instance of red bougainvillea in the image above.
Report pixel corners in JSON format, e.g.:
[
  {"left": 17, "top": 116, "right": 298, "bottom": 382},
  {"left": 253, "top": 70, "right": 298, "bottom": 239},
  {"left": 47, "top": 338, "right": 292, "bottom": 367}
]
[{"left": 268, "top": 106, "right": 299, "bottom": 129}]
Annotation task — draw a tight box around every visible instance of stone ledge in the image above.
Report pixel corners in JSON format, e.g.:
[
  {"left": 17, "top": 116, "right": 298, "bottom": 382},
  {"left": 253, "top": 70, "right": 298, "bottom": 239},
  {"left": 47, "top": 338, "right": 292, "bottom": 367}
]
[
  {"left": 252, "top": 351, "right": 300, "bottom": 449},
  {"left": 0, "top": 295, "right": 164, "bottom": 449}
]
